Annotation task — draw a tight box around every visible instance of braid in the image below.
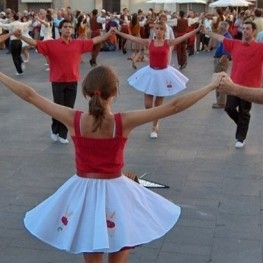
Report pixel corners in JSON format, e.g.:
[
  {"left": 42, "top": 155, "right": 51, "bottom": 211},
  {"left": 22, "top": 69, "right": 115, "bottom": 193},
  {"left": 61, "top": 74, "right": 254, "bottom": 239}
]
[{"left": 89, "top": 95, "right": 105, "bottom": 132}]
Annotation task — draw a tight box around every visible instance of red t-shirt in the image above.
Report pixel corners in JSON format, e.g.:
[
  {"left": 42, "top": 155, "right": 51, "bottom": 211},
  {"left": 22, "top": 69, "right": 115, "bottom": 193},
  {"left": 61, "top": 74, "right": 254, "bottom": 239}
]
[
  {"left": 36, "top": 38, "right": 93, "bottom": 82},
  {"left": 223, "top": 38, "right": 263, "bottom": 88}
]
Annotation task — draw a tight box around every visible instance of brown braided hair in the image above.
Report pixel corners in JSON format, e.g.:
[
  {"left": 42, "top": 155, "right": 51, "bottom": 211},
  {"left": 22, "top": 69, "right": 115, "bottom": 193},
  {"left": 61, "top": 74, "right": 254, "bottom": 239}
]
[{"left": 82, "top": 65, "right": 119, "bottom": 132}]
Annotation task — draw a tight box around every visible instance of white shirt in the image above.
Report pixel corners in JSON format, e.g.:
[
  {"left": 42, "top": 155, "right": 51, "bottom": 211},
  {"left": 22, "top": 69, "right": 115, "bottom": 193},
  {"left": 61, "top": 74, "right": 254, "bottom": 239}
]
[{"left": 0, "top": 20, "right": 32, "bottom": 40}]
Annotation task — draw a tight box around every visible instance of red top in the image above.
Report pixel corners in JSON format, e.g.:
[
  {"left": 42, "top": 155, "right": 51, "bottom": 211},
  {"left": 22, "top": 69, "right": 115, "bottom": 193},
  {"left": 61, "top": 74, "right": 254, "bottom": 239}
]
[
  {"left": 71, "top": 111, "right": 127, "bottom": 175},
  {"left": 36, "top": 38, "right": 93, "bottom": 82},
  {"left": 149, "top": 40, "right": 170, "bottom": 69},
  {"left": 223, "top": 38, "right": 263, "bottom": 88}
]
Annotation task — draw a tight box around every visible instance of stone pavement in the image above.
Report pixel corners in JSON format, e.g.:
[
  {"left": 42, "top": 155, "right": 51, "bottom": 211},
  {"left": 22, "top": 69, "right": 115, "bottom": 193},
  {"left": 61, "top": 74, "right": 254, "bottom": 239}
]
[{"left": 1, "top": 47, "right": 263, "bottom": 263}]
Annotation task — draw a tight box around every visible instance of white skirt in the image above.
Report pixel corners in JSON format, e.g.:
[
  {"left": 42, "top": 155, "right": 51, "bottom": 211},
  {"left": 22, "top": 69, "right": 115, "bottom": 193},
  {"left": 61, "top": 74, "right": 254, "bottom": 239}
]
[
  {"left": 128, "top": 65, "right": 189, "bottom": 97},
  {"left": 24, "top": 174, "right": 181, "bottom": 254}
]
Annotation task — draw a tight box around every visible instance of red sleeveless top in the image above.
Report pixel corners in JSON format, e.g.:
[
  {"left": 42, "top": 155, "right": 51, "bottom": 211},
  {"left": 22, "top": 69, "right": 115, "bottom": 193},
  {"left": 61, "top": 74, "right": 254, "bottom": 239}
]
[
  {"left": 71, "top": 111, "right": 127, "bottom": 176},
  {"left": 149, "top": 40, "right": 170, "bottom": 69}
]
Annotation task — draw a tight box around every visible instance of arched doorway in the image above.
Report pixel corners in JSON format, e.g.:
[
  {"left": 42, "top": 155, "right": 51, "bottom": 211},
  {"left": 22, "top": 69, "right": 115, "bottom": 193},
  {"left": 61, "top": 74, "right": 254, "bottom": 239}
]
[{"left": 102, "top": 0, "right": 120, "bottom": 13}]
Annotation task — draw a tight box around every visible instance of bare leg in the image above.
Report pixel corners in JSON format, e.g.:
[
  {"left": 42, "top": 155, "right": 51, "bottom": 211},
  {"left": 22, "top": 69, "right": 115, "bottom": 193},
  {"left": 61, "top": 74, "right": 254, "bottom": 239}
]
[
  {"left": 131, "top": 49, "right": 141, "bottom": 69},
  {"left": 152, "top": 96, "right": 164, "bottom": 129},
  {"left": 144, "top": 93, "right": 154, "bottom": 109},
  {"left": 108, "top": 249, "right": 130, "bottom": 263},
  {"left": 22, "top": 46, "right": 29, "bottom": 62},
  {"left": 83, "top": 252, "right": 103, "bottom": 263}
]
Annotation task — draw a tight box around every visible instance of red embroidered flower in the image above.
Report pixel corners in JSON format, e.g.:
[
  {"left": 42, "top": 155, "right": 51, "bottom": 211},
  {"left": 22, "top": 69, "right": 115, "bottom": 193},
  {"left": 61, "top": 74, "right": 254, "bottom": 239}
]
[
  {"left": 61, "top": 216, "right": 68, "bottom": 225},
  {"left": 107, "top": 220, "right": 115, "bottom": 228}
]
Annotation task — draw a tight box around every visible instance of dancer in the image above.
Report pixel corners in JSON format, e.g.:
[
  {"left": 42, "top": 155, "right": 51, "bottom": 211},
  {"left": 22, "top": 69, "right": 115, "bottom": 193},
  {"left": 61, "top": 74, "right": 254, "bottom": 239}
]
[
  {"left": 203, "top": 21, "right": 263, "bottom": 148},
  {"left": 0, "top": 11, "right": 32, "bottom": 75},
  {"left": 14, "top": 20, "right": 114, "bottom": 144},
  {"left": 35, "top": 12, "right": 53, "bottom": 70},
  {"left": 0, "top": 65, "right": 218, "bottom": 263},
  {"left": 113, "top": 22, "right": 200, "bottom": 138}
]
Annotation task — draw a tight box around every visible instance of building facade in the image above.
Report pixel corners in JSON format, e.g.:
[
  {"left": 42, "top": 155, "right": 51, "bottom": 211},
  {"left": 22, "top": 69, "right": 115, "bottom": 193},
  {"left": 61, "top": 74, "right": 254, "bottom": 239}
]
[{"left": 0, "top": 0, "right": 261, "bottom": 14}]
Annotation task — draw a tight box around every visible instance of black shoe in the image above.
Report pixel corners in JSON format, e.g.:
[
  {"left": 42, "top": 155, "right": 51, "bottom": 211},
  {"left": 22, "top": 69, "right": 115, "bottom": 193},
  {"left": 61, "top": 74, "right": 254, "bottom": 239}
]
[{"left": 122, "top": 49, "right": 127, "bottom": 54}]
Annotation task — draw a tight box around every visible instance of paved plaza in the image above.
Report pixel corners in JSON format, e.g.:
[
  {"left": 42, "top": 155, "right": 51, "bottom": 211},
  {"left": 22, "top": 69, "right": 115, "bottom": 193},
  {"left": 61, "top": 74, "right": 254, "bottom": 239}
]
[{"left": 1, "top": 47, "right": 263, "bottom": 263}]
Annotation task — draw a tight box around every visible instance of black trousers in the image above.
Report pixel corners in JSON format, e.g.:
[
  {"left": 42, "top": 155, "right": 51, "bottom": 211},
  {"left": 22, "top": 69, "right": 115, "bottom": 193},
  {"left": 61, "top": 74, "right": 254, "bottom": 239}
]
[
  {"left": 10, "top": 39, "right": 23, "bottom": 73},
  {"left": 51, "top": 82, "right": 77, "bottom": 139},
  {"left": 225, "top": 95, "right": 252, "bottom": 142}
]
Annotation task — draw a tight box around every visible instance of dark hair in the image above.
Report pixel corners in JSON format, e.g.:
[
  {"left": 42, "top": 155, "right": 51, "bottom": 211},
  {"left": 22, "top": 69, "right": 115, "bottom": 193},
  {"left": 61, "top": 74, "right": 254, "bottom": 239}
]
[
  {"left": 46, "top": 13, "right": 52, "bottom": 22},
  {"left": 254, "top": 9, "right": 262, "bottom": 17},
  {"left": 92, "top": 9, "right": 98, "bottom": 16},
  {"left": 179, "top": 10, "right": 185, "bottom": 18},
  {"left": 244, "top": 21, "right": 257, "bottom": 30},
  {"left": 131, "top": 13, "right": 138, "bottom": 27},
  {"left": 82, "top": 66, "right": 119, "bottom": 132},
  {"left": 59, "top": 19, "right": 72, "bottom": 29}
]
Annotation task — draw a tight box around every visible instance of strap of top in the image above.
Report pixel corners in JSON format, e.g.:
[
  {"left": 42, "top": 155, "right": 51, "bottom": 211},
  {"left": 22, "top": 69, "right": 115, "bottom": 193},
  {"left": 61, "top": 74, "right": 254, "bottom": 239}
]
[
  {"left": 74, "top": 110, "right": 83, "bottom": 136},
  {"left": 114, "top": 113, "right": 123, "bottom": 137}
]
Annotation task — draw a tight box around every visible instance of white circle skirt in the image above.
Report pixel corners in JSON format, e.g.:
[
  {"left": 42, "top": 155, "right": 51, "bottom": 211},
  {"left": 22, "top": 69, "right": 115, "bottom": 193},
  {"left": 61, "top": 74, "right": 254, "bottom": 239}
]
[
  {"left": 24, "top": 174, "right": 181, "bottom": 253},
  {"left": 128, "top": 65, "right": 189, "bottom": 96}
]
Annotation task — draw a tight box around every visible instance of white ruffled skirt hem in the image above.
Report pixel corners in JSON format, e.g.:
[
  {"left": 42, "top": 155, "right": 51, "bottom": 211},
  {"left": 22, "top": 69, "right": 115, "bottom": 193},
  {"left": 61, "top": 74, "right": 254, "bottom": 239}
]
[
  {"left": 24, "top": 174, "right": 181, "bottom": 253},
  {"left": 128, "top": 65, "right": 189, "bottom": 97}
]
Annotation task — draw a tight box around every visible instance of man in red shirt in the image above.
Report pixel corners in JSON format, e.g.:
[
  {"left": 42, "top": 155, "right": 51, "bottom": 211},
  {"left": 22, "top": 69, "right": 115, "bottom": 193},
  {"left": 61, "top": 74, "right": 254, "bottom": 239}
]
[
  {"left": 203, "top": 21, "right": 263, "bottom": 148},
  {"left": 14, "top": 20, "right": 113, "bottom": 144}
]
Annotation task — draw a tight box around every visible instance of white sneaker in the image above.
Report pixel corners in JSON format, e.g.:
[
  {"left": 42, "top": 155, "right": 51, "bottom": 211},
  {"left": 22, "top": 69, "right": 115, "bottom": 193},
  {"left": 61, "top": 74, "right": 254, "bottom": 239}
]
[
  {"left": 58, "top": 136, "right": 69, "bottom": 144},
  {"left": 45, "top": 68, "right": 50, "bottom": 71},
  {"left": 15, "top": 72, "right": 24, "bottom": 76},
  {"left": 150, "top": 131, "right": 158, "bottom": 139},
  {"left": 50, "top": 130, "right": 58, "bottom": 142},
  {"left": 235, "top": 140, "right": 245, "bottom": 149}
]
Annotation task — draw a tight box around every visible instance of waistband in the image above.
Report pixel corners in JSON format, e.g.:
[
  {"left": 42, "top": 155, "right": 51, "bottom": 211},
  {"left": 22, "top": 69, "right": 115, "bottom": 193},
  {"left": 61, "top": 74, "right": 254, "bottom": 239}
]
[
  {"left": 77, "top": 171, "right": 122, "bottom": 179},
  {"left": 150, "top": 66, "right": 167, "bottom": 70}
]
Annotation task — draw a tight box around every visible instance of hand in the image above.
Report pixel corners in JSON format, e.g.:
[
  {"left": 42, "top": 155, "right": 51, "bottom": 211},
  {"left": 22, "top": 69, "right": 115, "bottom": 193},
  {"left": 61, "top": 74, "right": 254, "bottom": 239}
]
[
  {"left": 218, "top": 73, "right": 234, "bottom": 94},
  {"left": 110, "top": 27, "right": 118, "bottom": 34},
  {"left": 210, "top": 72, "right": 227, "bottom": 88},
  {"left": 13, "top": 29, "right": 22, "bottom": 38}
]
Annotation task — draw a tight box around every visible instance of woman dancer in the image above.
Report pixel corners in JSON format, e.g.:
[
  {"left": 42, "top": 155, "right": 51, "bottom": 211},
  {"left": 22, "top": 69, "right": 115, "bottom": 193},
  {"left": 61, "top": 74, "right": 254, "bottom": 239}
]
[
  {"left": 0, "top": 11, "right": 32, "bottom": 75},
  {"left": 0, "top": 66, "right": 218, "bottom": 263},
  {"left": 35, "top": 12, "right": 53, "bottom": 70},
  {"left": 113, "top": 22, "right": 200, "bottom": 138}
]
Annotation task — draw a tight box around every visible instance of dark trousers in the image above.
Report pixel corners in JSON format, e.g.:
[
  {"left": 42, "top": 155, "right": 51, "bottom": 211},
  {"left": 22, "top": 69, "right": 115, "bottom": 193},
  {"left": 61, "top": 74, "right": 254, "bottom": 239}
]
[
  {"left": 51, "top": 82, "right": 77, "bottom": 139},
  {"left": 176, "top": 41, "right": 187, "bottom": 66},
  {"left": 225, "top": 95, "right": 252, "bottom": 142},
  {"left": 10, "top": 39, "right": 23, "bottom": 73},
  {"left": 90, "top": 31, "right": 101, "bottom": 63}
]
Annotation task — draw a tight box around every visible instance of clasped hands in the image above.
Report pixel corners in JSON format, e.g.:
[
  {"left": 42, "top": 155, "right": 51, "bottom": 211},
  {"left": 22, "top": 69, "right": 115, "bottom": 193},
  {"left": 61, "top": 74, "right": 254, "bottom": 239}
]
[{"left": 212, "top": 72, "right": 233, "bottom": 93}]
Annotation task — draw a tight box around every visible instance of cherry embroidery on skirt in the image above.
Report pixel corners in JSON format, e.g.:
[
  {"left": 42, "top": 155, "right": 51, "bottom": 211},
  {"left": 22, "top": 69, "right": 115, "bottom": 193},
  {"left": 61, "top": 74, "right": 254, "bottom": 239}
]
[
  {"left": 61, "top": 216, "right": 68, "bottom": 225},
  {"left": 107, "top": 220, "right": 115, "bottom": 228}
]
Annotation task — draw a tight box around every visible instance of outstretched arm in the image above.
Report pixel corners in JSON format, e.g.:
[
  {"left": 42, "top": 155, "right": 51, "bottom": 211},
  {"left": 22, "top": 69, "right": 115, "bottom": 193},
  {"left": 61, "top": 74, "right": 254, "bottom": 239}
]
[
  {"left": 122, "top": 74, "right": 221, "bottom": 136},
  {"left": 92, "top": 28, "right": 115, "bottom": 45},
  {"left": 218, "top": 73, "right": 263, "bottom": 104},
  {"left": 0, "top": 31, "right": 13, "bottom": 43},
  {"left": 113, "top": 27, "right": 149, "bottom": 46},
  {"left": 35, "top": 15, "right": 49, "bottom": 27},
  {"left": 200, "top": 25, "right": 224, "bottom": 42},
  {"left": 0, "top": 72, "right": 74, "bottom": 132},
  {"left": 13, "top": 29, "right": 37, "bottom": 46},
  {"left": 169, "top": 27, "right": 200, "bottom": 46}
]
